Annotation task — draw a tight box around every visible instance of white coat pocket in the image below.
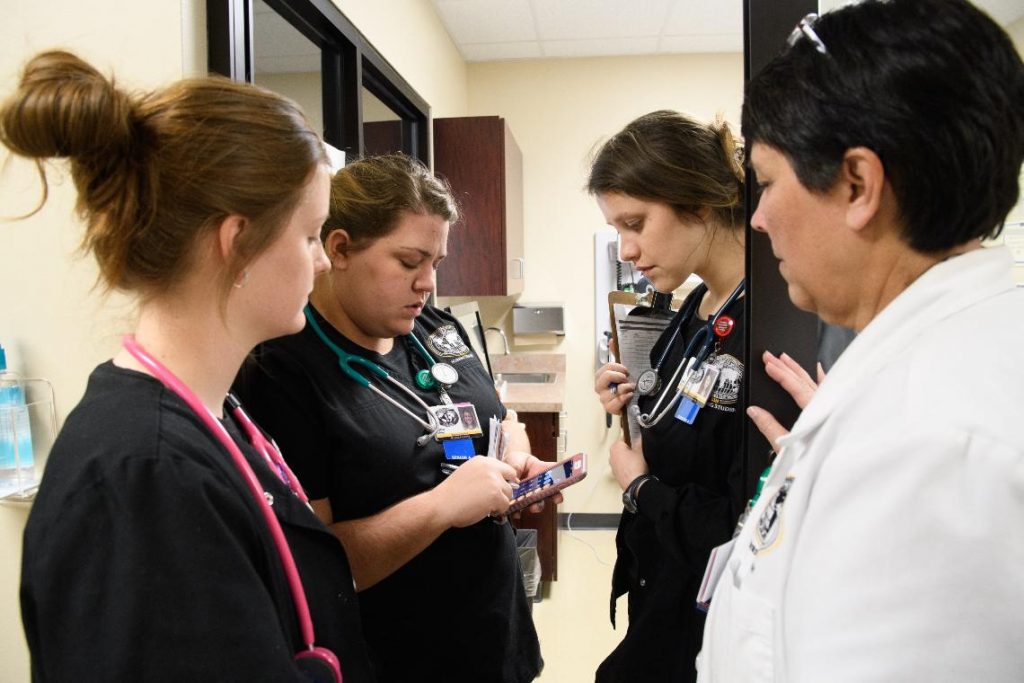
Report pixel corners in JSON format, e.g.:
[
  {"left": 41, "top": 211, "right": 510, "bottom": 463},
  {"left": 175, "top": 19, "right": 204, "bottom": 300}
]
[{"left": 699, "top": 577, "right": 777, "bottom": 683}]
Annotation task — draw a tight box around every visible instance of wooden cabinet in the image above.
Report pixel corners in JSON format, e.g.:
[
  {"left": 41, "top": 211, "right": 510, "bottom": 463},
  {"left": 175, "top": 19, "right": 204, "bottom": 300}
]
[
  {"left": 515, "top": 411, "right": 559, "bottom": 581},
  {"left": 432, "top": 116, "right": 524, "bottom": 296}
]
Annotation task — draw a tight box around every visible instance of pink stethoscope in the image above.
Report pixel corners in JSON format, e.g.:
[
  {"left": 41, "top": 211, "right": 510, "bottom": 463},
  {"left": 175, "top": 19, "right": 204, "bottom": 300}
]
[{"left": 122, "top": 335, "right": 342, "bottom": 683}]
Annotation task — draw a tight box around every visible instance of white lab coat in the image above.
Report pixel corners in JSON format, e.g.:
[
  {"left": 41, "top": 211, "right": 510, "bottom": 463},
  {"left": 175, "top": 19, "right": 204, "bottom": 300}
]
[{"left": 697, "top": 246, "right": 1024, "bottom": 682}]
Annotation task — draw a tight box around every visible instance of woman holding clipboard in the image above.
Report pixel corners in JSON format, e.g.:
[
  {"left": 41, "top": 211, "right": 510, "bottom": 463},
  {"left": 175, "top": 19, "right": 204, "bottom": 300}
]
[{"left": 589, "top": 110, "right": 748, "bottom": 683}]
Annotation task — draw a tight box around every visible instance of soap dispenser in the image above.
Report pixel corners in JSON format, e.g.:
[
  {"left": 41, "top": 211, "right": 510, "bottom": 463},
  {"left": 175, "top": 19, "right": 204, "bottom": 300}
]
[{"left": 0, "top": 342, "right": 34, "bottom": 486}]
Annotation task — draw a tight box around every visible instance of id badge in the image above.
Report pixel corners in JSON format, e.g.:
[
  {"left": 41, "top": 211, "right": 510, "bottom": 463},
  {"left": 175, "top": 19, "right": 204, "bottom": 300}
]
[
  {"left": 674, "top": 363, "right": 720, "bottom": 424},
  {"left": 430, "top": 402, "right": 483, "bottom": 440},
  {"left": 696, "top": 537, "right": 736, "bottom": 612},
  {"left": 680, "top": 364, "right": 720, "bottom": 407},
  {"left": 486, "top": 415, "right": 510, "bottom": 460}
]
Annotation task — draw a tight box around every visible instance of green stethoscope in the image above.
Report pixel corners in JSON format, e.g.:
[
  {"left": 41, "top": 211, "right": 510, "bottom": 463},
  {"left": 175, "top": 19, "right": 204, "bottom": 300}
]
[{"left": 303, "top": 305, "right": 460, "bottom": 446}]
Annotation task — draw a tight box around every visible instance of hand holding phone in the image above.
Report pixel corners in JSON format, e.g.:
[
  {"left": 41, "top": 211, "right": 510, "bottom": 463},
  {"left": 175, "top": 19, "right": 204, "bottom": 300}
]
[{"left": 507, "top": 453, "right": 587, "bottom": 514}]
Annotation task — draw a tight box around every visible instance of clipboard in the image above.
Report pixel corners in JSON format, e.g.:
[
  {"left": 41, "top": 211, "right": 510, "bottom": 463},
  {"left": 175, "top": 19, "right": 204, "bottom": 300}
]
[{"left": 608, "top": 289, "right": 682, "bottom": 446}]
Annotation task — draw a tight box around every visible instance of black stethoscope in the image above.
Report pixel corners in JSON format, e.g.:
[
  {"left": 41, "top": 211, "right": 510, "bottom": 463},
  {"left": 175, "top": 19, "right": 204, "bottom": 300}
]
[
  {"left": 303, "top": 306, "right": 457, "bottom": 446},
  {"left": 635, "top": 280, "right": 745, "bottom": 429}
]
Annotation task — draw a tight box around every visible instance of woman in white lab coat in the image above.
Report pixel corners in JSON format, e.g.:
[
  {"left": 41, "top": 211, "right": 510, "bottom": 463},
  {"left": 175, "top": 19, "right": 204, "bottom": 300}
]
[{"left": 697, "top": 1, "right": 1024, "bottom": 681}]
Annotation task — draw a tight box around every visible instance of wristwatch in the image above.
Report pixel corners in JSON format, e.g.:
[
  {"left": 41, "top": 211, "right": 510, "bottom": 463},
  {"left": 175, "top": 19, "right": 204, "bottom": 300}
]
[{"left": 622, "top": 474, "right": 657, "bottom": 514}]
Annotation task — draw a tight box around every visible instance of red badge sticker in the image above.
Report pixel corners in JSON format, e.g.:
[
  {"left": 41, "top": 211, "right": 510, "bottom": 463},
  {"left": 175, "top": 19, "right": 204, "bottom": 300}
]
[{"left": 713, "top": 316, "right": 735, "bottom": 338}]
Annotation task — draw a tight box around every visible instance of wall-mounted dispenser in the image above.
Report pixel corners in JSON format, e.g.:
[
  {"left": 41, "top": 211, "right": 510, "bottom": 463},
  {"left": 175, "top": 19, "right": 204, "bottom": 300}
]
[
  {"left": 0, "top": 343, "right": 57, "bottom": 502},
  {"left": 512, "top": 304, "right": 565, "bottom": 346}
]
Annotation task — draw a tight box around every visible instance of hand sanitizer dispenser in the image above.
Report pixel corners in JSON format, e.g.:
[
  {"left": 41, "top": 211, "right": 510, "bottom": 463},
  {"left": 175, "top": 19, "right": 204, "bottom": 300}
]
[{"left": 0, "top": 342, "right": 34, "bottom": 491}]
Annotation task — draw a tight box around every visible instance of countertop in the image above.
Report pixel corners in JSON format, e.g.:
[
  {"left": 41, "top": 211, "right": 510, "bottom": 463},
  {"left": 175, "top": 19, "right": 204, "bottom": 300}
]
[{"left": 489, "top": 353, "right": 565, "bottom": 413}]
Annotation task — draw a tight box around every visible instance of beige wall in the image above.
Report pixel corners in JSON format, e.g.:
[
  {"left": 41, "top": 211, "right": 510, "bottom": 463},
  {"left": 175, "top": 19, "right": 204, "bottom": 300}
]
[
  {"left": 257, "top": 71, "right": 326, "bottom": 137},
  {"left": 332, "top": 0, "right": 470, "bottom": 122},
  {"left": 0, "top": 1, "right": 199, "bottom": 679},
  {"left": 464, "top": 54, "right": 744, "bottom": 513}
]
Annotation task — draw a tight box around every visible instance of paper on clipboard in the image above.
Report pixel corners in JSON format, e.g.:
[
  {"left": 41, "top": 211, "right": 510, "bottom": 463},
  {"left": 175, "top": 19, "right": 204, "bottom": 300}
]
[{"left": 608, "top": 291, "right": 679, "bottom": 446}]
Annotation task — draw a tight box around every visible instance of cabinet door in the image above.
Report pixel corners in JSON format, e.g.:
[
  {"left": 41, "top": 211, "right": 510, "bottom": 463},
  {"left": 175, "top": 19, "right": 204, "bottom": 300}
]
[
  {"left": 515, "top": 411, "right": 559, "bottom": 581},
  {"left": 433, "top": 116, "right": 523, "bottom": 296}
]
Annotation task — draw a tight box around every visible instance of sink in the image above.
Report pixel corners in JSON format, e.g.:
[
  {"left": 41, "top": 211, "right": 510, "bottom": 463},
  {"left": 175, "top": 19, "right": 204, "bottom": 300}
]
[{"left": 494, "top": 372, "right": 555, "bottom": 384}]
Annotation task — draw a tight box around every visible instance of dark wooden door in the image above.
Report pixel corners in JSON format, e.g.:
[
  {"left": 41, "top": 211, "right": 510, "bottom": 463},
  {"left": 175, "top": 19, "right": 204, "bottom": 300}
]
[{"left": 514, "top": 411, "right": 559, "bottom": 581}]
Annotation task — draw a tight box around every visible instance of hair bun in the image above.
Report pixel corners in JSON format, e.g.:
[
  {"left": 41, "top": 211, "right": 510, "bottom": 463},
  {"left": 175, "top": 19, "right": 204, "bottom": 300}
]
[
  {"left": 709, "top": 116, "right": 745, "bottom": 190},
  {"left": 0, "top": 50, "right": 135, "bottom": 160}
]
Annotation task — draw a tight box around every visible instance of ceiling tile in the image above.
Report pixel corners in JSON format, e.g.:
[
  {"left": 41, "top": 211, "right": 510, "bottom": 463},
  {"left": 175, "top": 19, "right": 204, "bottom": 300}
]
[
  {"left": 433, "top": 0, "right": 538, "bottom": 43},
  {"left": 460, "top": 41, "right": 545, "bottom": 61},
  {"left": 542, "top": 36, "right": 660, "bottom": 58},
  {"left": 664, "top": 0, "right": 743, "bottom": 35},
  {"left": 532, "top": 0, "right": 672, "bottom": 40}
]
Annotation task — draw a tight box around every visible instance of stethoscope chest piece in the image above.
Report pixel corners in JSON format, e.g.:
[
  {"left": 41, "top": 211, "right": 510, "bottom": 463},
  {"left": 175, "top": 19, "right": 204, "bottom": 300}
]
[
  {"left": 430, "top": 362, "right": 459, "bottom": 387},
  {"left": 636, "top": 369, "right": 661, "bottom": 397}
]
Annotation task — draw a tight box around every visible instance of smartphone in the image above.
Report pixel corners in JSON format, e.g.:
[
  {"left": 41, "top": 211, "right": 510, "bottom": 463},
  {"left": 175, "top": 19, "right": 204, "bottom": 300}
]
[{"left": 507, "top": 453, "right": 587, "bottom": 514}]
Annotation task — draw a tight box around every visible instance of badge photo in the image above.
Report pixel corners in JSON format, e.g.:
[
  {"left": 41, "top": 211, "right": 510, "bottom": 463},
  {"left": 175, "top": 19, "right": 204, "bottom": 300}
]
[{"left": 429, "top": 402, "right": 483, "bottom": 440}]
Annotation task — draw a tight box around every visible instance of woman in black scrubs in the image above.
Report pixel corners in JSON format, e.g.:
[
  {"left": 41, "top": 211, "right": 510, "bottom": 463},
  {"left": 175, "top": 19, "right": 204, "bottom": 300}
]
[
  {"left": 8, "top": 50, "right": 373, "bottom": 681},
  {"left": 589, "top": 111, "right": 748, "bottom": 682},
  {"left": 235, "top": 153, "right": 547, "bottom": 683}
]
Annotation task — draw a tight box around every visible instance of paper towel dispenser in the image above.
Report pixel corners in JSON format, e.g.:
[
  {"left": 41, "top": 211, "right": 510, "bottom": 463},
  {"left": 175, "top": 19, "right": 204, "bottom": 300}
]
[{"left": 513, "top": 304, "right": 565, "bottom": 335}]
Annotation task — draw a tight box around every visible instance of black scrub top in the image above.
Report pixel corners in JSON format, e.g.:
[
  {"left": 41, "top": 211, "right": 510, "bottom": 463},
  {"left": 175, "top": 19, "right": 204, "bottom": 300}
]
[
  {"left": 235, "top": 305, "right": 542, "bottom": 683},
  {"left": 597, "top": 285, "right": 747, "bottom": 683},
  {"left": 21, "top": 362, "right": 374, "bottom": 683}
]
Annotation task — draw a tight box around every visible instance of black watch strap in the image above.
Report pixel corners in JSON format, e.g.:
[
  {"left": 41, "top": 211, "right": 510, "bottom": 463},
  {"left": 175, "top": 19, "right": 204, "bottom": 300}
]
[{"left": 622, "top": 474, "right": 657, "bottom": 514}]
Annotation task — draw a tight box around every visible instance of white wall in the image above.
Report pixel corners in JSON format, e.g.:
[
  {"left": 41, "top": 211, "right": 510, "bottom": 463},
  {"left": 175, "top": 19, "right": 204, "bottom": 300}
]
[{"left": 464, "top": 54, "right": 745, "bottom": 512}]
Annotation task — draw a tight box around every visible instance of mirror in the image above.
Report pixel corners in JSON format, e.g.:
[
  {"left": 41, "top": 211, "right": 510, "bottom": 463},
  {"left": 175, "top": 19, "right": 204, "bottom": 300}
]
[
  {"left": 362, "top": 86, "right": 404, "bottom": 156},
  {"left": 252, "top": 0, "right": 324, "bottom": 137}
]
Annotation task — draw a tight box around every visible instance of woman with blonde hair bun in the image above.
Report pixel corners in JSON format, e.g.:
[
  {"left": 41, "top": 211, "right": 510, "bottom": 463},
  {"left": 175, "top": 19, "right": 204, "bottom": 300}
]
[{"left": 3, "top": 50, "right": 373, "bottom": 681}]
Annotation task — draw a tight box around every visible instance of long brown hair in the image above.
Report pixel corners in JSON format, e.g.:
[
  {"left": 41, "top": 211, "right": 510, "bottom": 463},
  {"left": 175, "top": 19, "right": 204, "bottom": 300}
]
[
  {"left": 587, "top": 110, "right": 745, "bottom": 230},
  {"left": 0, "top": 50, "right": 327, "bottom": 301}
]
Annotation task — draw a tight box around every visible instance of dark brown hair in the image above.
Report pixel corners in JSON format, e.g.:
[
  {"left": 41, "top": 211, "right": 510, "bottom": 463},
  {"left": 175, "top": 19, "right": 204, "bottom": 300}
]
[
  {"left": 743, "top": 0, "right": 1024, "bottom": 251},
  {"left": 587, "top": 110, "right": 745, "bottom": 230},
  {"left": 0, "top": 50, "right": 327, "bottom": 300},
  {"left": 324, "top": 153, "right": 458, "bottom": 247}
]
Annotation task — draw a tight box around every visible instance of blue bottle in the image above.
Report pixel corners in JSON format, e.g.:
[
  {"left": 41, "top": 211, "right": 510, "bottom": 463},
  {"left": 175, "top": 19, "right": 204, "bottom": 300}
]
[{"left": 0, "top": 343, "right": 34, "bottom": 486}]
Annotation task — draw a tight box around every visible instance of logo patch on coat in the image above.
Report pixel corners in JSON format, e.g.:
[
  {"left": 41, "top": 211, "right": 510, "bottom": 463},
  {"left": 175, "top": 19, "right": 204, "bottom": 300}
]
[
  {"left": 752, "top": 476, "right": 793, "bottom": 554},
  {"left": 426, "top": 324, "right": 472, "bottom": 360}
]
